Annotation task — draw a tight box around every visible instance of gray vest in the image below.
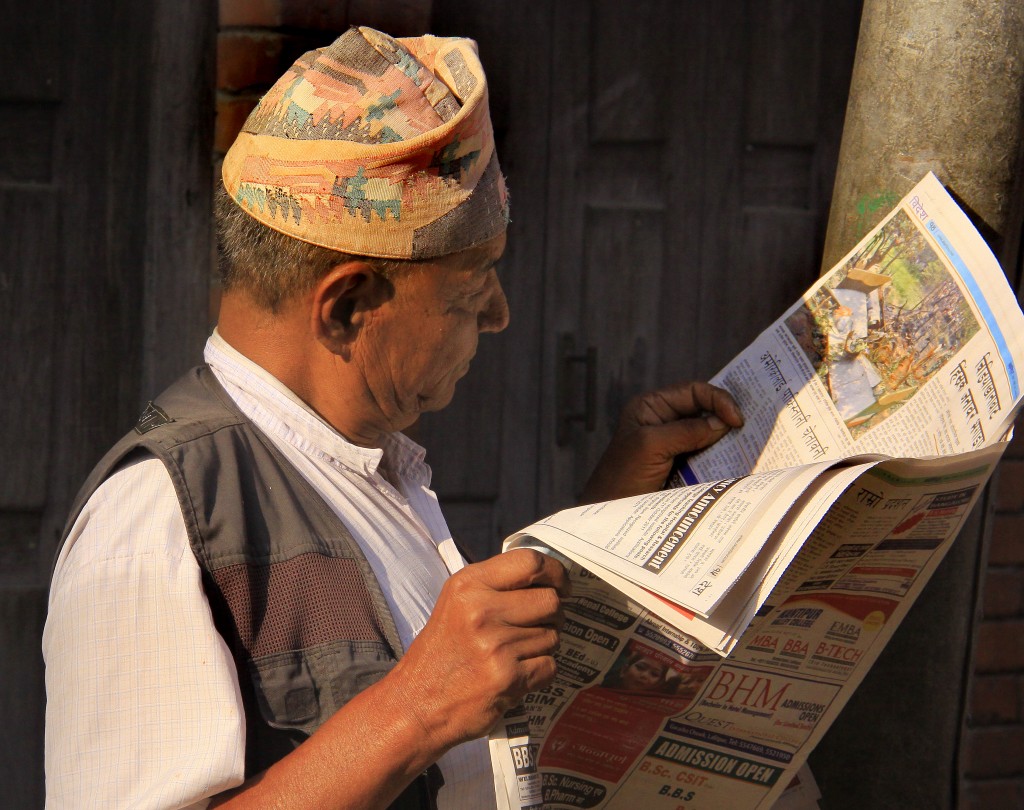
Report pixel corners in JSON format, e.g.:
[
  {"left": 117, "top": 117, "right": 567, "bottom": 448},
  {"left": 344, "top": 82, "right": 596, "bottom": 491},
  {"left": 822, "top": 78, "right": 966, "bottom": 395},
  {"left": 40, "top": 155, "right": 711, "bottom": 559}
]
[{"left": 59, "top": 366, "right": 442, "bottom": 807}]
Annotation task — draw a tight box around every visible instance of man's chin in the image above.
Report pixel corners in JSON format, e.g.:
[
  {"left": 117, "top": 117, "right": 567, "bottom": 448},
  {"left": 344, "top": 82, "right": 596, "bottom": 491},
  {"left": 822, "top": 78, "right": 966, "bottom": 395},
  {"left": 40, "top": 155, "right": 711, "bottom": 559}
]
[
  {"left": 416, "top": 388, "right": 457, "bottom": 413},
  {"left": 413, "top": 367, "right": 471, "bottom": 415}
]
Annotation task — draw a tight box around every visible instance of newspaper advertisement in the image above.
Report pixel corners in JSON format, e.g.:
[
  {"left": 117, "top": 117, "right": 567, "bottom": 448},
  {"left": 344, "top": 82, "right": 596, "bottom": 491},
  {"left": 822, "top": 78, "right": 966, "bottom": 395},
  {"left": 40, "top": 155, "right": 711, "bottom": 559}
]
[
  {"left": 491, "top": 445, "right": 1005, "bottom": 810},
  {"left": 489, "top": 173, "right": 1024, "bottom": 809}
]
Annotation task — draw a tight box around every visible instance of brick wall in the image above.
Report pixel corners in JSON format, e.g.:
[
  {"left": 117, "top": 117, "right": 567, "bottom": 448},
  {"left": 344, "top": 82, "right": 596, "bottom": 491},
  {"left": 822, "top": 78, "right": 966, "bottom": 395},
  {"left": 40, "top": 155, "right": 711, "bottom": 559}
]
[
  {"left": 216, "top": 0, "right": 432, "bottom": 155},
  {"left": 214, "top": 1, "right": 1024, "bottom": 804},
  {"left": 961, "top": 428, "right": 1024, "bottom": 808}
]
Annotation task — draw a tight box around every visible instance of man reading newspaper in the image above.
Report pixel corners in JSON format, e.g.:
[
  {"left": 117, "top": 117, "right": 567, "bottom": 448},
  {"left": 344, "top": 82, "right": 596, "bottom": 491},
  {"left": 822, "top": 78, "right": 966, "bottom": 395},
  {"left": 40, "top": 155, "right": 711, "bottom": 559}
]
[{"left": 42, "top": 27, "right": 743, "bottom": 810}]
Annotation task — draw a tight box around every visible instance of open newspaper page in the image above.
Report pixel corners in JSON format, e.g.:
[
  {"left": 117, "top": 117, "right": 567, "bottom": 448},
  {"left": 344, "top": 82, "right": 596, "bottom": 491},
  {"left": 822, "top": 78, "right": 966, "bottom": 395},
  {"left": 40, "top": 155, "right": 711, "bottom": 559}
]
[
  {"left": 507, "top": 459, "right": 878, "bottom": 654},
  {"left": 505, "top": 459, "right": 853, "bottom": 619},
  {"left": 490, "top": 443, "right": 1006, "bottom": 810},
  {"left": 489, "top": 173, "right": 1024, "bottom": 809},
  {"left": 677, "top": 172, "right": 1024, "bottom": 484}
]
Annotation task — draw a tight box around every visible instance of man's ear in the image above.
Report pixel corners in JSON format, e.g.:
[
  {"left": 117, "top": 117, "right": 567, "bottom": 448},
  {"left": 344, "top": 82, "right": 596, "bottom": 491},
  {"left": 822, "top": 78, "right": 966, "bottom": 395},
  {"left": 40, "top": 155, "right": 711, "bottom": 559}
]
[{"left": 311, "top": 261, "right": 391, "bottom": 354}]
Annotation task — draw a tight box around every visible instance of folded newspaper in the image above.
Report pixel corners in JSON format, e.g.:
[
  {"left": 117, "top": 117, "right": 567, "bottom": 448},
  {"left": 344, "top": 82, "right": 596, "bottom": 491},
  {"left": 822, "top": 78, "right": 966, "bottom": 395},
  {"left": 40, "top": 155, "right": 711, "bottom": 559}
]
[{"left": 489, "top": 173, "right": 1024, "bottom": 810}]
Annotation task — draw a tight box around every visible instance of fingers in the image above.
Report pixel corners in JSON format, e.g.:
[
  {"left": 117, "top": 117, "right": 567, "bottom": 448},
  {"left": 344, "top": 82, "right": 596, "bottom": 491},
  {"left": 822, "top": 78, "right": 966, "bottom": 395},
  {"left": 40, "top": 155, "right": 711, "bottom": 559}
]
[
  {"left": 516, "top": 651, "right": 559, "bottom": 693},
  {"left": 464, "top": 548, "right": 570, "bottom": 596},
  {"left": 624, "top": 382, "right": 743, "bottom": 430},
  {"left": 435, "top": 550, "right": 567, "bottom": 641},
  {"left": 447, "top": 575, "right": 564, "bottom": 630},
  {"left": 697, "top": 382, "right": 744, "bottom": 428},
  {"left": 469, "top": 620, "right": 561, "bottom": 696},
  {"left": 632, "top": 411, "right": 735, "bottom": 460},
  {"left": 491, "top": 623, "right": 562, "bottom": 662},
  {"left": 581, "top": 380, "right": 743, "bottom": 504},
  {"left": 616, "top": 381, "right": 743, "bottom": 462},
  {"left": 392, "top": 552, "right": 566, "bottom": 745}
]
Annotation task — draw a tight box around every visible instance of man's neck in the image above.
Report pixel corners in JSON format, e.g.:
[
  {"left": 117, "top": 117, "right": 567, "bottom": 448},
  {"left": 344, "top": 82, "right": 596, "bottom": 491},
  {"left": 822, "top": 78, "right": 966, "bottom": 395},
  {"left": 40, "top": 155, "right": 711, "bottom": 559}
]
[{"left": 216, "top": 291, "right": 391, "bottom": 447}]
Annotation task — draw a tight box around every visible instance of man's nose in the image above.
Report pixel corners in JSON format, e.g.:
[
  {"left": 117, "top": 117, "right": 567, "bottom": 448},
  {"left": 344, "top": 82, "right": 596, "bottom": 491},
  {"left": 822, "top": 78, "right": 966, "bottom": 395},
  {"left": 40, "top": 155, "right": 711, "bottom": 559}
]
[{"left": 479, "top": 277, "right": 510, "bottom": 333}]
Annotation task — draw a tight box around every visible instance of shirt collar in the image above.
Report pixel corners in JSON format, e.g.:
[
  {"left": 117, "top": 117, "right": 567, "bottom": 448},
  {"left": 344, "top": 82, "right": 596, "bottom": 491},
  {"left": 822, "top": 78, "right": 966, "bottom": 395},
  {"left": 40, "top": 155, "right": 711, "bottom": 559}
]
[{"left": 204, "top": 330, "right": 430, "bottom": 484}]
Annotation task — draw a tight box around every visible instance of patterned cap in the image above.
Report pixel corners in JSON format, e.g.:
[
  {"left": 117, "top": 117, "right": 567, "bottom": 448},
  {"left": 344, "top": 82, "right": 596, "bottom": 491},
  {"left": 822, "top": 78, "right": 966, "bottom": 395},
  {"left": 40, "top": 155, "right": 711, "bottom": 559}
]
[{"left": 222, "top": 26, "right": 508, "bottom": 259}]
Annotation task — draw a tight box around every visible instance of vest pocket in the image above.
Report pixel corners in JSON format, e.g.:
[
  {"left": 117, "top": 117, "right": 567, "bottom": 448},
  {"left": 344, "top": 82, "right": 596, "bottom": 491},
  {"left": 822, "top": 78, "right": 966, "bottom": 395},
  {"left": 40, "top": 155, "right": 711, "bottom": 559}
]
[
  {"left": 249, "top": 641, "right": 397, "bottom": 736},
  {"left": 249, "top": 651, "right": 320, "bottom": 734}
]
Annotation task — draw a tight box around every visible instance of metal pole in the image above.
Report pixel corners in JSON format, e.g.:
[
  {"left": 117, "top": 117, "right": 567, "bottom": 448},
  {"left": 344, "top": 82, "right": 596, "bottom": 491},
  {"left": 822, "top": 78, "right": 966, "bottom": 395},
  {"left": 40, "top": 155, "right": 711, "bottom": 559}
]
[
  {"left": 812, "top": 3, "right": 1024, "bottom": 808},
  {"left": 822, "top": 0, "right": 1024, "bottom": 272}
]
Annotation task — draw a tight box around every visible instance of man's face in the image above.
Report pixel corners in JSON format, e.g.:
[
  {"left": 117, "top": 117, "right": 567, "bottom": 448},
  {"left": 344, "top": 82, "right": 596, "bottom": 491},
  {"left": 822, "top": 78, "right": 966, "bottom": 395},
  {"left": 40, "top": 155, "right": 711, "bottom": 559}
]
[{"left": 358, "top": 232, "right": 509, "bottom": 432}]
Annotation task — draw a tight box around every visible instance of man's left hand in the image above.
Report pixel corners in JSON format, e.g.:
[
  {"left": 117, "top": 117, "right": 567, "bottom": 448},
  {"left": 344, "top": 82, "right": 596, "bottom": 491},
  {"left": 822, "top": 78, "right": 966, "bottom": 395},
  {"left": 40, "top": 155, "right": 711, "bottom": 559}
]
[{"left": 581, "top": 381, "right": 743, "bottom": 503}]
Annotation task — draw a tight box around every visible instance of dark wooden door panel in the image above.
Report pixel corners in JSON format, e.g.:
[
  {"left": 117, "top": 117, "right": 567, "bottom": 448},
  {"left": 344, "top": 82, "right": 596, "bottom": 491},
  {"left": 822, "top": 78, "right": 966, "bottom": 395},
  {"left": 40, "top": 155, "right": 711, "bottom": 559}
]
[
  {"left": 0, "top": 2, "right": 214, "bottom": 803},
  {"left": 540, "top": 0, "right": 859, "bottom": 509},
  {"left": 0, "top": 189, "right": 58, "bottom": 512}
]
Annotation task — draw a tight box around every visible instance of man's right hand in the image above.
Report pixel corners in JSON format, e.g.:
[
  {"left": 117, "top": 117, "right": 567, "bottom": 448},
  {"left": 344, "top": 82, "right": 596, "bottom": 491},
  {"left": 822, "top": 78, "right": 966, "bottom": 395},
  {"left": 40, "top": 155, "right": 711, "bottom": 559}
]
[{"left": 391, "top": 548, "right": 570, "bottom": 749}]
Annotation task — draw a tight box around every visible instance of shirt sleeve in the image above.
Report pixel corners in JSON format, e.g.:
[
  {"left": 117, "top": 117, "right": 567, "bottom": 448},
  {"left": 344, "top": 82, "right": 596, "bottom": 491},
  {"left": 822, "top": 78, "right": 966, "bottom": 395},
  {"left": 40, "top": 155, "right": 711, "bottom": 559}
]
[{"left": 43, "top": 457, "right": 247, "bottom": 809}]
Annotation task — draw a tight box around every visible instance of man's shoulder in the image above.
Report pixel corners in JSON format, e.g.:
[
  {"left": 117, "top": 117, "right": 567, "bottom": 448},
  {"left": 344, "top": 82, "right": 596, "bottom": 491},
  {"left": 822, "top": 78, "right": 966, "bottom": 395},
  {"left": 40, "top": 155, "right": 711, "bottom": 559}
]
[
  {"left": 54, "top": 456, "right": 186, "bottom": 575},
  {"left": 131, "top": 365, "right": 247, "bottom": 447},
  {"left": 53, "top": 366, "right": 251, "bottom": 573}
]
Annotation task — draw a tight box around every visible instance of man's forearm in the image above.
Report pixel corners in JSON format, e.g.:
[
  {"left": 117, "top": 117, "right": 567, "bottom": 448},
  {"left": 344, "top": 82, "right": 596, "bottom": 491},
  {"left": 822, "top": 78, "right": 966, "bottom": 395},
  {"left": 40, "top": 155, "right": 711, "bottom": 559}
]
[{"left": 209, "top": 670, "right": 446, "bottom": 810}]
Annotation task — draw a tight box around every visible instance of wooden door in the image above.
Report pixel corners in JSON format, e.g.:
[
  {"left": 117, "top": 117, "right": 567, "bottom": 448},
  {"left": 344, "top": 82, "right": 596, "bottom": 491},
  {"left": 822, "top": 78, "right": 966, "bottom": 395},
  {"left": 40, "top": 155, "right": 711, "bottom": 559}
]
[
  {"left": 423, "top": 0, "right": 861, "bottom": 556},
  {"left": 0, "top": 2, "right": 213, "bottom": 803},
  {"left": 538, "top": 0, "right": 862, "bottom": 514},
  {"left": 0, "top": 5, "right": 67, "bottom": 801}
]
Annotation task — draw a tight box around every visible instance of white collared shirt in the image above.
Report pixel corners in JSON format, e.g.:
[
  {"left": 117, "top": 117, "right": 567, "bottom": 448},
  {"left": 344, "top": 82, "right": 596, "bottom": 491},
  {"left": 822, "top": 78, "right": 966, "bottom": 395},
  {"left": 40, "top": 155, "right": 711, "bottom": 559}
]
[{"left": 44, "top": 331, "right": 493, "bottom": 809}]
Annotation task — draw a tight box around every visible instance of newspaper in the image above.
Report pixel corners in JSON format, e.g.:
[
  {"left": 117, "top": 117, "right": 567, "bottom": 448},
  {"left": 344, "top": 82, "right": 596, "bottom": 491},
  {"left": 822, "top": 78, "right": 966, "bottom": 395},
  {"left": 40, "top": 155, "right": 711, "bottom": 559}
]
[{"left": 488, "top": 173, "right": 1024, "bottom": 810}]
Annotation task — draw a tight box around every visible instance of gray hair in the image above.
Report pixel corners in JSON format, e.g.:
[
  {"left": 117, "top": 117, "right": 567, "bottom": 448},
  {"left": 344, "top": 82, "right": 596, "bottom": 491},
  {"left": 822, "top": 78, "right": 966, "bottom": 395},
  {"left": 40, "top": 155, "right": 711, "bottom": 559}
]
[{"left": 214, "top": 184, "right": 410, "bottom": 312}]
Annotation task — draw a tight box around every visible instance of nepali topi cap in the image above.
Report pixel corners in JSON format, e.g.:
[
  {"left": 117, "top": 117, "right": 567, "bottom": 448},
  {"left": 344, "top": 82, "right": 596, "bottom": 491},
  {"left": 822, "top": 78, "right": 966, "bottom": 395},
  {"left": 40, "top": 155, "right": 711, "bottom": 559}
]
[{"left": 222, "top": 26, "right": 508, "bottom": 260}]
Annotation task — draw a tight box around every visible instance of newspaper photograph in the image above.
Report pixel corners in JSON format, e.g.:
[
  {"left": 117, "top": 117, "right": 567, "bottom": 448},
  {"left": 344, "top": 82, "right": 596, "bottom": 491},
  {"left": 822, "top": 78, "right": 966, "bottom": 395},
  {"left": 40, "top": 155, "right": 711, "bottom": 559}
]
[{"left": 678, "top": 172, "right": 1022, "bottom": 484}]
